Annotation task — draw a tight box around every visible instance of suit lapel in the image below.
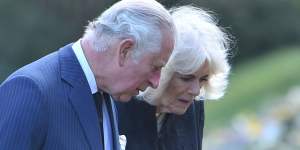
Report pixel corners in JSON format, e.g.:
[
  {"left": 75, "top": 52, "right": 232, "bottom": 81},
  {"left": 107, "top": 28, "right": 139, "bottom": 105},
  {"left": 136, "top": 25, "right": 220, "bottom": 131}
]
[{"left": 59, "top": 44, "right": 103, "bottom": 150}]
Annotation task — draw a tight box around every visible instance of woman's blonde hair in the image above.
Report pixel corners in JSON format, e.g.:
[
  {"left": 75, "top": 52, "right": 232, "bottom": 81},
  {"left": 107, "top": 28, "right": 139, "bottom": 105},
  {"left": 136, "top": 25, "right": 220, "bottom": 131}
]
[{"left": 141, "top": 6, "right": 231, "bottom": 104}]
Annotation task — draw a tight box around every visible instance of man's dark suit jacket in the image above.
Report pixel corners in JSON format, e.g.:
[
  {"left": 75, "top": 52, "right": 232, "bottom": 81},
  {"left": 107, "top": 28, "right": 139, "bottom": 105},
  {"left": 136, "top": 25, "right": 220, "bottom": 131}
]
[
  {"left": 0, "top": 44, "right": 120, "bottom": 150},
  {"left": 116, "top": 97, "right": 205, "bottom": 150}
]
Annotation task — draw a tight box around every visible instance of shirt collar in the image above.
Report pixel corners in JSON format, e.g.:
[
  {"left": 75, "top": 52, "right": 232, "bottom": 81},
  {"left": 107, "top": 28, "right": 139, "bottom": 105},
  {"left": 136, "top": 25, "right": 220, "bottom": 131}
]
[{"left": 72, "top": 39, "right": 98, "bottom": 94}]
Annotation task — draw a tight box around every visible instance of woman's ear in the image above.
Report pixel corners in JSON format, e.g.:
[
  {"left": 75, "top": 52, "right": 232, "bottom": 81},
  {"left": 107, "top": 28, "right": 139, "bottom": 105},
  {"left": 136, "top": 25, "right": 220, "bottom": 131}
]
[{"left": 118, "top": 38, "right": 134, "bottom": 66}]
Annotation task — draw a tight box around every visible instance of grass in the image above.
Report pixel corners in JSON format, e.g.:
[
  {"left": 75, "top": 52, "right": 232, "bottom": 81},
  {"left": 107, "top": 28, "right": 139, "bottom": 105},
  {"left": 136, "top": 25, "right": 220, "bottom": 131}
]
[{"left": 204, "top": 46, "right": 300, "bottom": 129}]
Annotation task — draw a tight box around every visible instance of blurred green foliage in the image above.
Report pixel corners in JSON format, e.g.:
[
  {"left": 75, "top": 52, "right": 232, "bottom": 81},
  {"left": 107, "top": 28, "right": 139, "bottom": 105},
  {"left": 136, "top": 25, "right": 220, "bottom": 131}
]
[
  {"left": 205, "top": 46, "right": 300, "bottom": 129},
  {"left": 1, "top": 0, "right": 300, "bottom": 82},
  {"left": 0, "top": 0, "right": 118, "bottom": 81}
]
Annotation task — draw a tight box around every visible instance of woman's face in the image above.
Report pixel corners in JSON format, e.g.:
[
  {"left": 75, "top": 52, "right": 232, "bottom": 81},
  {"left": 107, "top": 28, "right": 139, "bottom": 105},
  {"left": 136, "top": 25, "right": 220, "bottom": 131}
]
[{"left": 157, "top": 60, "right": 209, "bottom": 115}]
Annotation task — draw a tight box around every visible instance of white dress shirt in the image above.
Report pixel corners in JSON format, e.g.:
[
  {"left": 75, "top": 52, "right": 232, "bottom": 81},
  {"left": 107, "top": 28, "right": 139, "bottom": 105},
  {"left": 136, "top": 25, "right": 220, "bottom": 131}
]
[{"left": 72, "top": 40, "right": 113, "bottom": 150}]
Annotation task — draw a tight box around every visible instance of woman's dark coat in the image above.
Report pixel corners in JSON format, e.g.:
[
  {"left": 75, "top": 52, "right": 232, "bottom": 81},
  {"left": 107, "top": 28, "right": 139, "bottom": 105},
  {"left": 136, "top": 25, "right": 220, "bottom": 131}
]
[{"left": 116, "top": 97, "right": 205, "bottom": 150}]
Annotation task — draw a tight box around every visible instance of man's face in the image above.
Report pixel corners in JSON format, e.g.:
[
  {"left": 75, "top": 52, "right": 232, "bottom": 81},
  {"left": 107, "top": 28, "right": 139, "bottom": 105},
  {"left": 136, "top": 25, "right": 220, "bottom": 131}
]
[{"left": 111, "top": 32, "right": 174, "bottom": 102}]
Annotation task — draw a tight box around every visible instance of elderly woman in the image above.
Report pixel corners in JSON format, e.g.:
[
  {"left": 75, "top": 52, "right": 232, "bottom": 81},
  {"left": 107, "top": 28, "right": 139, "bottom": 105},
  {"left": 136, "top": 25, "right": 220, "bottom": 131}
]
[{"left": 117, "top": 6, "right": 231, "bottom": 150}]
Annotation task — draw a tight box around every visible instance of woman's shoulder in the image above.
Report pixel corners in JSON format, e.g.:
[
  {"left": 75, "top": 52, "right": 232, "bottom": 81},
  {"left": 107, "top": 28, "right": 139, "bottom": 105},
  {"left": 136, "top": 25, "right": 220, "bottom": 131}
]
[{"left": 193, "top": 100, "right": 205, "bottom": 113}]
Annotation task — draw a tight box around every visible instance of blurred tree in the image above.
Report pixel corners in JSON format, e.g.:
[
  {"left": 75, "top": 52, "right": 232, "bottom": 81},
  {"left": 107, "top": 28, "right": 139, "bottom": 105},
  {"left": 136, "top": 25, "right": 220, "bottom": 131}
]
[
  {"left": 163, "top": 0, "right": 300, "bottom": 63},
  {"left": 0, "top": 0, "right": 117, "bottom": 81},
  {"left": 1, "top": 0, "right": 300, "bottom": 81}
]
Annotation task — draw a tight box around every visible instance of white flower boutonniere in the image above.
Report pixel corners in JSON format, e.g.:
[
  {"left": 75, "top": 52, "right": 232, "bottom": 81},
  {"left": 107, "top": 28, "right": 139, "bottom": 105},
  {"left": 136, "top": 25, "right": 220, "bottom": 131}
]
[{"left": 119, "top": 135, "right": 127, "bottom": 150}]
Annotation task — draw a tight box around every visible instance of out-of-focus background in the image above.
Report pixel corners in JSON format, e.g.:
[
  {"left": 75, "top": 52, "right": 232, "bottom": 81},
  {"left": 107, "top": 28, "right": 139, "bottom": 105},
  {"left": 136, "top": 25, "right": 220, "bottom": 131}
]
[{"left": 1, "top": 0, "right": 299, "bottom": 149}]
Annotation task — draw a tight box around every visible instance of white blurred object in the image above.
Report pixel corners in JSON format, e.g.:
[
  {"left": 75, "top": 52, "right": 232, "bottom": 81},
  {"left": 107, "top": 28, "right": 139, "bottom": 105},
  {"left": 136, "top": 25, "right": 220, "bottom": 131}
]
[{"left": 119, "top": 135, "right": 127, "bottom": 150}]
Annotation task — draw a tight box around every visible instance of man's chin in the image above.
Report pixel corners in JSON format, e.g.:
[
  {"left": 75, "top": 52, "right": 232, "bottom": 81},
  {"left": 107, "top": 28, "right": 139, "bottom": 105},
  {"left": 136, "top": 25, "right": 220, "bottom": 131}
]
[{"left": 113, "top": 94, "right": 133, "bottom": 102}]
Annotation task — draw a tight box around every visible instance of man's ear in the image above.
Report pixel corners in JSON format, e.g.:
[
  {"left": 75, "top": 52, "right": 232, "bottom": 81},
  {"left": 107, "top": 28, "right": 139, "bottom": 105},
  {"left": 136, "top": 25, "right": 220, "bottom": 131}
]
[{"left": 118, "top": 38, "right": 134, "bottom": 66}]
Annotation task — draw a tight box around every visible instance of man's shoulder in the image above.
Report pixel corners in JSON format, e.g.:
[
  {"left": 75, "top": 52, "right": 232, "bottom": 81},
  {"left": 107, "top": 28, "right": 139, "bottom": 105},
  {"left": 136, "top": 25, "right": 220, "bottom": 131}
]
[
  {"left": 7, "top": 51, "right": 59, "bottom": 84},
  {"left": 3, "top": 43, "right": 75, "bottom": 87}
]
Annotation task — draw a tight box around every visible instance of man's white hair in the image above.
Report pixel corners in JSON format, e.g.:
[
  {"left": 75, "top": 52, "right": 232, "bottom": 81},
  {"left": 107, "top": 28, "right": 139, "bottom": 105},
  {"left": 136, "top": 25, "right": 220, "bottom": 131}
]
[
  {"left": 141, "top": 6, "right": 231, "bottom": 104},
  {"left": 84, "top": 0, "right": 175, "bottom": 61}
]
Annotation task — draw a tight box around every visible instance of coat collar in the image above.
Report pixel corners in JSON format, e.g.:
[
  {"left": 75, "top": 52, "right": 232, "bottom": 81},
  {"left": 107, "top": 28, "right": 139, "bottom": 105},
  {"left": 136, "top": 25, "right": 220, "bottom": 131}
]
[{"left": 163, "top": 103, "right": 199, "bottom": 150}]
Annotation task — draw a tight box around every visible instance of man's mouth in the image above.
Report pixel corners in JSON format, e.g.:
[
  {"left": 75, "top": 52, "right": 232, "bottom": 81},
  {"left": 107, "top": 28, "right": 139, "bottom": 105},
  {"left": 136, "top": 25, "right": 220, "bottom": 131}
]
[
  {"left": 139, "top": 86, "right": 147, "bottom": 92},
  {"left": 133, "top": 89, "right": 140, "bottom": 95}
]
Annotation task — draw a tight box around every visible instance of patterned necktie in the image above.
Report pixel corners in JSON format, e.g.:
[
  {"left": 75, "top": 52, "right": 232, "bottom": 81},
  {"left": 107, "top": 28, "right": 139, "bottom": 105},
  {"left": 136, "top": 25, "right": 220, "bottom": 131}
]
[{"left": 92, "top": 92, "right": 104, "bottom": 149}]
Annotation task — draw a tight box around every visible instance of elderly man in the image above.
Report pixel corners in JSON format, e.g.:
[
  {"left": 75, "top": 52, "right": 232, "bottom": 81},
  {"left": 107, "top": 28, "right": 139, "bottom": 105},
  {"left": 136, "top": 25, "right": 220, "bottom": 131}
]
[{"left": 0, "top": 0, "right": 175, "bottom": 149}]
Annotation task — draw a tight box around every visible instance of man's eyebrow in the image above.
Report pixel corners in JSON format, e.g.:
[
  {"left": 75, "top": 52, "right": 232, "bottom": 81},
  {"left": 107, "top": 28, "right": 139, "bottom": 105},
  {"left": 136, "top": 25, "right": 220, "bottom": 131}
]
[{"left": 201, "top": 74, "right": 209, "bottom": 79}]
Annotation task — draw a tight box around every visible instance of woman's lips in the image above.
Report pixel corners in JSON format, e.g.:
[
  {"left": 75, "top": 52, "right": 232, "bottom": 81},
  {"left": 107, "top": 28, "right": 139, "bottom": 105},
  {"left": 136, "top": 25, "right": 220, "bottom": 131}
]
[{"left": 178, "top": 98, "right": 190, "bottom": 104}]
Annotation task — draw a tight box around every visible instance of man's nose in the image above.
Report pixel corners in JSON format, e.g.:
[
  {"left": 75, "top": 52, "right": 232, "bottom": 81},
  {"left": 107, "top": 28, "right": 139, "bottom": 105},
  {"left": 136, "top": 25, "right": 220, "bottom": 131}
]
[{"left": 148, "top": 71, "right": 161, "bottom": 89}]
